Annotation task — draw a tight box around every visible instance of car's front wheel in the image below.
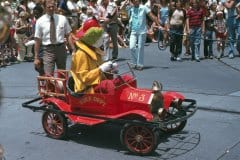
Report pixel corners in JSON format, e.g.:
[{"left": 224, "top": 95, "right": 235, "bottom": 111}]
[{"left": 160, "top": 106, "right": 187, "bottom": 134}]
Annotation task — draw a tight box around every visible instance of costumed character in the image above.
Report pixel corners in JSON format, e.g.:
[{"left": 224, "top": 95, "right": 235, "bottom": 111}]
[{"left": 70, "top": 17, "right": 133, "bottom": 94}]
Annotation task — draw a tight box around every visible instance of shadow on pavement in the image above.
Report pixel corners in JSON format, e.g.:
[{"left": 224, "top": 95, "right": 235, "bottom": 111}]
[
  {"left": 64, "top": 124, "right": 200, "bottom": 159},
  {"left": 143, "top": 66, "right": 170, "bottom": 70},
  {"left": 153, "top": 131, "right": 200, "bottom": 159}
]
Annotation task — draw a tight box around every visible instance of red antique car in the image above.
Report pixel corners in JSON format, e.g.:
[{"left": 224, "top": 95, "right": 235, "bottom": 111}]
[{"left": 22, "top": 63, "right": 197, "bottom": 155}]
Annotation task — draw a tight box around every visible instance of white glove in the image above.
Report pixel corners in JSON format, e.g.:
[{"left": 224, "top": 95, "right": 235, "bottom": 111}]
[{"left": 99, "top": 61, "right": 113, "bottom": 72}]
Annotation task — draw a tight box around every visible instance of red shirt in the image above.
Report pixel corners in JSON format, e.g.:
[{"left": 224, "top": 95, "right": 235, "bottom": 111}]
[{"left": 187, "top": 8, "right": 204, "bottom": 28}]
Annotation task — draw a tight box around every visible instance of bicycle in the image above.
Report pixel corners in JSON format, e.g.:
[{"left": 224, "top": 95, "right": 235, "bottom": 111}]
[{"left": 157, "top": 27, "right": 169, "bottom": 51}]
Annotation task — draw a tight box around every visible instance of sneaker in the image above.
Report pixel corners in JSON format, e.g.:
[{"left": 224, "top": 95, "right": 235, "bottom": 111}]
[
  {"left": 159, "top": 43, "right": 164, "bottom": 48},
  {"left": 111, "top": 57, "right": 118, "bottom": 61},
  {"left": 176, "top": 57, "right": 182, "bottom": 61},
  {"left": 209, "top": 56, "right": 213, "bottom": 59},
  {"left": 217, "top": 53, "right": 223, "bottom": 59},
  {"left": 170, "top": 57, "right": 176, "bottom": 61},
  {"left": 195, "top": 58, "right": 200, "bottom": 62},
  {"left": 135, "top": 66, "right": 143, "bottom": 71},
  {"left": 229, "top": 54, "right": 234, "bottom": 59}
]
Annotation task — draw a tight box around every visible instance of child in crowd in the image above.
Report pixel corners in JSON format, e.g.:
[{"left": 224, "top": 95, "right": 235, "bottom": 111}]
[
  {"left": 203, "top": 4, "right": 216, "bottom": 59},
  {"left": 214, "top": 10, "right": 227, "bottom": 59}
]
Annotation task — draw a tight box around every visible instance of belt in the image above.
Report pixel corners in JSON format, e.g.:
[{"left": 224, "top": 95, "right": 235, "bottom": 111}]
[
  {"left": 189, "top": 26, "right": 201, "bottom": 29},
  {"left": 109, "top": 22, "right": 117, "bottom": 25},
  {"left": 43, "top": 43, "right": 64, "bottom": 47},
  {"left": 170, "top": 25, "right": 183, "bottom": 29}
]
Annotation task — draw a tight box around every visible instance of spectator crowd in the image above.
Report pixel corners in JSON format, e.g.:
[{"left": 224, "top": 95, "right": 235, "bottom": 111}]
[{"left": 0, "top": 0, "right": 240, "bottom": 68}]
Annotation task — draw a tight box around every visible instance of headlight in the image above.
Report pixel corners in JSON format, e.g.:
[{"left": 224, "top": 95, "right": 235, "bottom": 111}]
[
  {"left": 172, "top": 98, "right": 182, "bottom": 107},
  {"left": 158, "top": 108, "right": 164, "bottom": 115}
]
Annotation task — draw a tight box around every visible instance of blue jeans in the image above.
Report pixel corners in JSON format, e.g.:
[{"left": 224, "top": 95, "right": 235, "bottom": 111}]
[
  {"left": 189, "top": 27, "right": 202, "bottom": 60},
  {"left": 227, "top": 19, "right": 235, "bottom": 55},
  {"left": 236, "top": 20, "right": 240, "bottom": 53},
  {"left": 169, "top": 26, "right": 183, "bottom": 57},
  {"left": 204, "top": 30, "right": 213, "bottom": 57},
  {"left": 129, "top": 32, "right": 147, "bottom": 67}
]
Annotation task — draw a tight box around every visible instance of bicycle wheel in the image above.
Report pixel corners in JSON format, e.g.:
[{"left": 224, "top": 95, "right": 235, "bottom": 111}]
[{"left": 157, "top": 29, "right": 168, "bottom": 50}]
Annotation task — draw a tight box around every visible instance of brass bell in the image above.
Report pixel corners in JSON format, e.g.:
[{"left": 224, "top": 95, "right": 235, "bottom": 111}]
[{"left": 152, "top": 80, "right": 162, "bottom": 92}]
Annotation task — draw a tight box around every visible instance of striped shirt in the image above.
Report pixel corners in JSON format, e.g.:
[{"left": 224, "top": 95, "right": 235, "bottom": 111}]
[{"left": 187, "top": 8, "right": 204, "bottom": 28}]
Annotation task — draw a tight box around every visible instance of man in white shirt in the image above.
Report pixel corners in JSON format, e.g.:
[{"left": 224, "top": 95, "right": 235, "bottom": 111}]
[{"left": 34, "top": 0, "right": 73, "bottom": 75}]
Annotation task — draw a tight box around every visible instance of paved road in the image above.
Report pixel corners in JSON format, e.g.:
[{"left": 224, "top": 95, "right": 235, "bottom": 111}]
[{"left": 0, "top": 43, "right": 240, "bottom": 159}]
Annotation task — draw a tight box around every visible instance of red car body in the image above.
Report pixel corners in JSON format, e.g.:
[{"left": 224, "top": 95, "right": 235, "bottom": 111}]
[{"left": 23, "top": 65, "right": 196, "bottom": 155}]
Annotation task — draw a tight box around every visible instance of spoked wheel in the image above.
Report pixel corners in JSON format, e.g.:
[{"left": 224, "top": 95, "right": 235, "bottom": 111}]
[
  {"left": 157, "top": 29, "right": 168, "bottom": 51},
  {"left": 42, "top": 105, "right": 68, "bottom": 139},
  {"left": 120, "top": 124, "right": 159, "bottom": 155},
  {"left": 161, "top": 106, "right": 187, "bottom": 134},
  {"left": 158, "top": 40, "right": 168, "bottom": 50}
]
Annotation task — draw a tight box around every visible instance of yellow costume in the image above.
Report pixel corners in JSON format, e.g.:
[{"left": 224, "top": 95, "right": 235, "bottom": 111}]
[{"left": 70, "top": 41, "right": 105, "bottom": 94}]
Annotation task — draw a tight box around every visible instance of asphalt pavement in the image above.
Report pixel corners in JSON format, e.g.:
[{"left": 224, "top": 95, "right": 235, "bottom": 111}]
[
  {"left": 0, "top": 42, "right": 240, "bottom": 160},
  {"left": 176, "top": 54, "right": 240, "bottom": 114}
]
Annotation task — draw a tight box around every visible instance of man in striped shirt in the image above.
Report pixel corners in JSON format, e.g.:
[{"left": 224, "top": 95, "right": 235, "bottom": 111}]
[{"left": 186, "top": 0, "right": 205, "bottom": 62}]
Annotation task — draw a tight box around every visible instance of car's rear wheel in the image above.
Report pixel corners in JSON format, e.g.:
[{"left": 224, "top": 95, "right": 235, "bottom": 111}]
[
  {"left": 120, "top": 123, "right": 159, "bottom": 155},
  {"left": 42, "top": 105, "right": 68, "bottom": 139},
  {"left": 161, "top": 106, "right": 187, "bottom": 134}
]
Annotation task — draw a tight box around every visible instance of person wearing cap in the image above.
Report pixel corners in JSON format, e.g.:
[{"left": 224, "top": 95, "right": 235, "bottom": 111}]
[
  {"left": 70, "top": 17, "right": 133, "bottom": 94},
  {"left": 214, "top": 10, "right": 227, "bottom": 59},
  {"left": 34, "top": 0, "right": 73, "bottom": 75}
]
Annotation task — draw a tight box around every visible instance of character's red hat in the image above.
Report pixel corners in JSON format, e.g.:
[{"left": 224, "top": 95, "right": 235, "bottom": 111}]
[{"left": 76, "top": 18, "right": 100, "bottom": 39}]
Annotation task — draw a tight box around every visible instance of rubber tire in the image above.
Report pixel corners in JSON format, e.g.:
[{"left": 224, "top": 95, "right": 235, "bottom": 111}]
[
  {"left": 120, "top": 123, "right": 159, "bottom": 155},
  {"left": 161, "top": 106, "right": 187, "bottom": 134},
  {"left": 42, "top": 105, "right": 68, "bottom": 139}
]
